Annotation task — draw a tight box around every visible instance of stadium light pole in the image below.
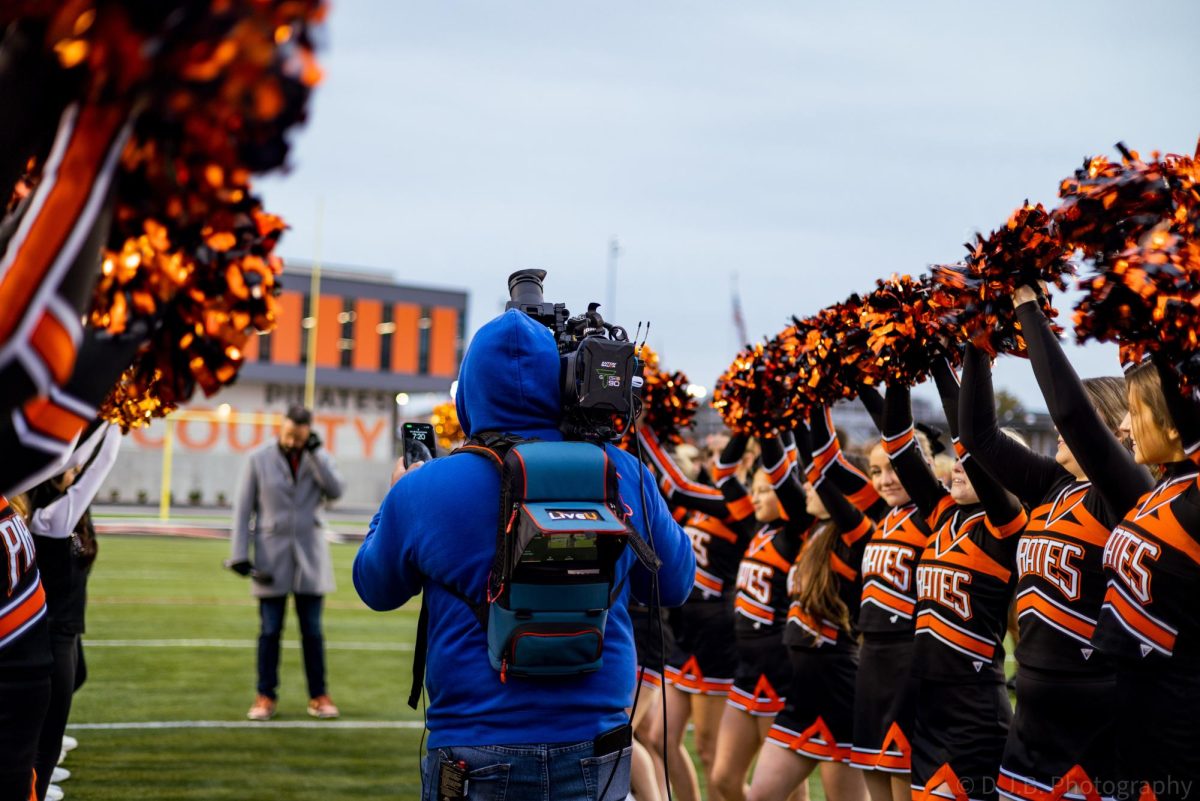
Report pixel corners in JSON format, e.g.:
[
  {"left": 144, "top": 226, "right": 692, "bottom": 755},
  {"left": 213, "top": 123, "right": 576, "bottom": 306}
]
[
  {"left": 304, "top": 198, "right": 325, "bottom": 409},
  {"left": 606, "top": 237, "right": 619, "bottom": 320}
]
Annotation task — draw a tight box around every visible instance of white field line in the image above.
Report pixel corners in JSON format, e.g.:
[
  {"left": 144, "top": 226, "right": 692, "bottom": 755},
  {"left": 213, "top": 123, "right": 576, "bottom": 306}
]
[
  {"left": 68, "top": 720, "right": 424, "bottom": 730},
  {"left": 85, "top": 638, "right": 412, "bottom": 651}
]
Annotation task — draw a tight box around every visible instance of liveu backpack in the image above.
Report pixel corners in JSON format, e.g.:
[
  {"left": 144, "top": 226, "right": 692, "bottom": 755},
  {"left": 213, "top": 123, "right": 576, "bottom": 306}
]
[{"left": 408, "top": 433, "right": 661, "bottom": 707}]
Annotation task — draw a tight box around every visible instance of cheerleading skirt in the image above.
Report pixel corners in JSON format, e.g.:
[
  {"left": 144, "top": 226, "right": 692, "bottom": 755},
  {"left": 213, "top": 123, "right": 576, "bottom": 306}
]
[
  {"left": 664, "top": 600, "right": 738, "bottom": 696},
  {"left": 910, "top": 676, "right": 1011, "bottom": 801},
  {"left": 727, "top": 634, "right": 791, "bottom": 717},
  {"left": 1107, "top": 662, "right": 1200, "bottom": 801},
  {"left": 630, "top": 604, "right": 676, "bottom": 690},
  {"left": 765, "top": 643, "right": 859, "bottom": 763},
  {"left": 851, "top": 633, "right": 917, "bottom": 774},
  {"left": 997, "top": 664, "right": 1116, "bottom": 801}
]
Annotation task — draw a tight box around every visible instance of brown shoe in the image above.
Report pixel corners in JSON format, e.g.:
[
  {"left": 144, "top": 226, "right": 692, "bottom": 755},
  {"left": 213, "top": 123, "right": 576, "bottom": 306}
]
[
  {"left": 247, "top": 694, "right": 276, "bottom": 721},
  {"left": 307, "top": 694, "right": 340, "bottom": 719}
]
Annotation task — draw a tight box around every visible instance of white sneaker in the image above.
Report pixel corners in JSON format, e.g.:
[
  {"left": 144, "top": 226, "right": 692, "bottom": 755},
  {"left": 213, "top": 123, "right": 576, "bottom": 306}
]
[
  {"left": 58, "top": 750, "right": 66, "bottom": 765},
  {"left": 61, "top": 735, "right": 78, "bottom": 752},
  {"left": 52, "top": 766, "right": 71, "bottom": 783},
  {"left": 46, "top": 785, "right": 64, "bottom": 801}
]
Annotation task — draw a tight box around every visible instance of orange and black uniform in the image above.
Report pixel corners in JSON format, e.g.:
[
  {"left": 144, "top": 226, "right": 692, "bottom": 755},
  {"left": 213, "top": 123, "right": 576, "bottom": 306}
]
[
  {"left": 852, "top": 386, "right": 932, "bottom": 775},
  {"left": 885, "top": 366, "right": 1027, "bottom": 801},
  {"left": 637, "top": 428, "right": 756, "bottom": 695},
  {"left": 961, "top": 305, "right": 1157, "bottom": 801},
  {"left": 766, "top": 424, "right": 872, "bottom": 764},
  {"left": 0, "top": 496, "right": 52, "bottom": 800},
  {"left": 1089, "top": 360, "right": 1200, "bottom": 800},
  {"left": 727, "top": 434, "right": 807, "bottom": 717}
]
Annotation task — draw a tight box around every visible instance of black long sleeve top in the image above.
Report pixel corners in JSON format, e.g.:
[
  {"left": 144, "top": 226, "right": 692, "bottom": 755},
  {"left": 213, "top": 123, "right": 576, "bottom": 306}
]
[
  {"left": 883, "top": 377, "right": 1027, "bottom": 680},
  {"left": 1093, "top": 360, "right": 1200, "bottom": 669},
  {"left": 959, "top": 306, "right": 1153, "bottom": 673}
]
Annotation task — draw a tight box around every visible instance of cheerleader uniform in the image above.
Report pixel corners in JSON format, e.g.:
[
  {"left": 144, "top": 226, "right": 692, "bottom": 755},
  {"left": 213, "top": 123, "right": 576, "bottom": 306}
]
[
  {"left": 1089, "top": 360, "right": 1200, "bottom": 800},
  {"left": 638, "top": 428, "right": 756, "bottom": 696},
  {"left": 0, "top": 496, "right": 52, "bottom": 799},
  {"left": 884, "top": 367, "right": 1027, "bottom": 801},
  {"left": 961, "top": 307, "right": 1157, "bottom": 801},
  {"left": 727, "top": 434, "right": 808, "bottom": 717},
  {"left": 765, "top": 426, "right": 871, "bottom": 764}
]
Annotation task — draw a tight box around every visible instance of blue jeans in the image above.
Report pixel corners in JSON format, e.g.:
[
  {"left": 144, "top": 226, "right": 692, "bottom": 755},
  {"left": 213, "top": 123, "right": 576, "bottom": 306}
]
[
  {"left": 420, "top": 742, "right": 632, "bottom": 801},
  {"left": 257, "top": 594, "right": 326, "bottom": 699}
]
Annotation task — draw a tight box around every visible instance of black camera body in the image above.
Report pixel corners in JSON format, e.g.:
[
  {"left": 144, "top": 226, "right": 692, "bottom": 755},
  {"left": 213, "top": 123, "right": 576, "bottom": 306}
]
[{"left": 506, "top": 269, "right": 644, "bottom": 442}]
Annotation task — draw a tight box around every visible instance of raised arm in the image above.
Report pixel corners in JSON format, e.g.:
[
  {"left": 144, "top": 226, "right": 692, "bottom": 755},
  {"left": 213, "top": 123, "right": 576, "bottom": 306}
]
[
  {"left": 882, "top": 383, "right": 948, "bottom": 520},
  {"left": 958, "top": 344, "right": 1062, "bottom": 507},
  {"left": 637, "top": 427, "right": 745, "bottom": 520},
  {"left": 761, "top": 433, "right": 813, "bottom": 526},
  {"left": 1016, "top": 299, "right": 1153, "bottom": 514},
  {"left": 807, "top": 405, "right": 885, "bottom": 517},
  {"left": 28, "top": 424, "right": 121, "bottom": 539},
  {"left": 931, "top": 358, "right": 1026, "bottom": 530}
]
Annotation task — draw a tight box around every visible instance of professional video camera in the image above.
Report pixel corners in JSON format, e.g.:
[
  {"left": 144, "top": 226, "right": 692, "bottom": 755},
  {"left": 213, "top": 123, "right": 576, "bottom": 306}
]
[{"left": 507, "top": 269, "right": 644, "bottom": 442}]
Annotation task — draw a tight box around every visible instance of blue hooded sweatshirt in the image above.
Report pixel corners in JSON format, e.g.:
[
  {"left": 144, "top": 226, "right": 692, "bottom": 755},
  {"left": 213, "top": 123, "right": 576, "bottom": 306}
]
[{"left": 353, "top": 309, "right": 695, "bottom": 748}]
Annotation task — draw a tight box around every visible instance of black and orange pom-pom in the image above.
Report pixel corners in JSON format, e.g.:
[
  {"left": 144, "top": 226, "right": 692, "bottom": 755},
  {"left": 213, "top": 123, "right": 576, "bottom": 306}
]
[
  {"left": 633, "top": 345, "right": 699, "bottom": 445},
  {"left": 932, "top": 202, "right": 1072, "bottom": 357},
  {"left": 859, "top": 273, "right": 960, "bottom": 387},
  {"left": 1068, "top": 142, "right": 1200, "bottom": 388}
]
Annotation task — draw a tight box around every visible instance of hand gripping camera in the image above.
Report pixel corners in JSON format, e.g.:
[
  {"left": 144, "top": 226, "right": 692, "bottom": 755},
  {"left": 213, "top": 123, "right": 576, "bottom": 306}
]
[{"left": 506, "top": 269, "right": 644, "bottom": 442}]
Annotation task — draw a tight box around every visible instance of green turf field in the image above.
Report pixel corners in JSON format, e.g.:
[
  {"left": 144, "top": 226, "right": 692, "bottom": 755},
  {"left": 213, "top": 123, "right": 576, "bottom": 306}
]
[
  {"left": 67, "top": 535, "right": 848, "bottom": 800},
  {"left": 68, "top": 535, "right": 426, "bottom": 800}
]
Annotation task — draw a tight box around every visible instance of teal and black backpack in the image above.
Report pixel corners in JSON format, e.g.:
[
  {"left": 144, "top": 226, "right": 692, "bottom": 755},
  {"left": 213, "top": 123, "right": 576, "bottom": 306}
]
[{"left": 408, "top": 433, "right": 660, "bottom": 707}]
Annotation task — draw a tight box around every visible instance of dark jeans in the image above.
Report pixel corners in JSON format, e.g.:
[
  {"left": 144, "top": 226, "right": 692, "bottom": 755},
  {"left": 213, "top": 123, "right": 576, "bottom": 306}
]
[
  {"left": 258, "top": 594, "right": 326, "bottom": 700},
  {"left": 0, "top": 672, "right": 50, "bottom": 801},
  {"left": 33, "top": 632, "right": 78, "bottom": 801},
  {"left": 421, "top": 743, "right": 633, "bottom": 801}
]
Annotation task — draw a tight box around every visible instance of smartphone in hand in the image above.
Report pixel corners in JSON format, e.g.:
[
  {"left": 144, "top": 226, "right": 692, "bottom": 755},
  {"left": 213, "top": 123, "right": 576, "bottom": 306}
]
[{"left": 401, "top": 422, "right": 437, "bottom": 467}]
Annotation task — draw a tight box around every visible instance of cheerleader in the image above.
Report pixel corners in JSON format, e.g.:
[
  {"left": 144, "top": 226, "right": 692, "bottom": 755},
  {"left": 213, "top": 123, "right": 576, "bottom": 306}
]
[
  {"left": 851, "top": 390, "right": 935, "bottom": 801},
  {"left": 709, "top": 433, "right": 809, "bottom": 801},
  {"left": 957, "top": 290, "right": 1154, "bottom": 801},
  {"left": 638, "top": 427, "right": 757, "bottom": 801},
  {"left": 881, "top": 360, "right": 1027, "bottom": 801},
  {"left": 747, "top": 419, "right": 870, "bottom": 801},
  {"left": 0, "top": 492, "right": 50, "bottom": 801},
  {"left": 1089, "top": 354, "right": 1200, "bottom": 799}
]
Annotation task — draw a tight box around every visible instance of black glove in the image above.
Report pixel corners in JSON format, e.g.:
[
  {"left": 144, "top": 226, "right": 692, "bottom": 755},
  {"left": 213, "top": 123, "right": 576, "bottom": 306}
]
[
  {"left": 305, "top": 431, "right": 322, "bottom": 452},
  {"left": 250, "top": 569, "right": 274, "bottom": 586},
  {"left": 224, "top": 559, "right": 253, "bottom": 577}
]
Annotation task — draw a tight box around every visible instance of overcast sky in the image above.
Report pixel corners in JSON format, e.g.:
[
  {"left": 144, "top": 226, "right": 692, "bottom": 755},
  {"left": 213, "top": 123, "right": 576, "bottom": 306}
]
[{"left": 257, "top": 0, "right": 1200, "bottom": 410}]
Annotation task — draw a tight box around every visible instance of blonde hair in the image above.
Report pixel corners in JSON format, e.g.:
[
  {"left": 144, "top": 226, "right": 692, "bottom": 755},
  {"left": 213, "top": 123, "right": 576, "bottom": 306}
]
[
  {"left": 1082, "top": 376, "right": 1130, "bottom": 435},
  {"left": 792, "top": 521, "right": 851, "bottom": 634},
  {"left": 8, "top": 494, "right": 30, "bottom": 521},
  {"left": 1126, "top": 362, "right": 1174, "bottom": 435}
]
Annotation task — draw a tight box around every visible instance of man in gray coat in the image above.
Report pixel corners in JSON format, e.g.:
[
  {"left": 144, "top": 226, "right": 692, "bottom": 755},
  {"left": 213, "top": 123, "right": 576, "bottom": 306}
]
[{"left": 229, "top": 405, "right": 345, "bottom": 721}]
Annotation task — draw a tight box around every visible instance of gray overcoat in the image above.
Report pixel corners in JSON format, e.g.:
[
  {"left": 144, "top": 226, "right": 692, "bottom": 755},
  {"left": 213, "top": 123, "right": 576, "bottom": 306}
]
[{"left": 230, "top": 443, "right": 345, "bottom": 598}]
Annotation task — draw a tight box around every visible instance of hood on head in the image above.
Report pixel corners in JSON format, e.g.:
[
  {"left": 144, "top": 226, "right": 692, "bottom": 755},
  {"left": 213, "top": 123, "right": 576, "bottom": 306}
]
[{"left": 455, "top": 309, "right": 562, "bottom": 439}]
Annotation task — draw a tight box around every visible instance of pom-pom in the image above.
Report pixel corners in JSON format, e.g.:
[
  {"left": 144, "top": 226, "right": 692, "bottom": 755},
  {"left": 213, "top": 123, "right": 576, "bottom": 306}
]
[
  {"left": 931, "top": 202, "right": 1072, "bottom": 357},
  {"left": 634, "top": 345, "right": 699, "bottom": 446},
  {"left": 859, "top": 273, "right": 960, "bottom": 386},
  {"left": 794, "top": 296, "right": 871, "bottom": 405},
  {"left": 1069, "top": 142, "right": 1200, "bottom": 388},
  {"left": 1054, "top": 143, "right": 1199, "bottom": 260},
  {"left": 712, "top": 330, "right": 805, "bottom": 437}
]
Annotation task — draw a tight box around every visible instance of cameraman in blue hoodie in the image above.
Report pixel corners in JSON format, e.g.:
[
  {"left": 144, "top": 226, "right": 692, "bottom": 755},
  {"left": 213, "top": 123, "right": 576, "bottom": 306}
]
[{"left": 353, "top": 308, "right": 695, "bottom": 800}]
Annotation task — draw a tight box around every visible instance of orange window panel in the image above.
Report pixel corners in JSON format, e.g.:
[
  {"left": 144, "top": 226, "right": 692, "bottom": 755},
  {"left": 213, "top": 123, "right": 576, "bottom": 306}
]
[
  {"left": 273, "top": 291, "right": 304, "bottom": 364},
  {"left": 353, "top": 299, "right": 383, "bottom": 371},
  {"left": 241, "top": 332, "right": 260, "bottom": 362},
  {"left": 315, "top": 294, "right": 342, "bottom": 368},
  {"left": 392, "top": 303, "right": 420, "bottom": 374},
  {"left": 429, "top": 307, "right": 460, "bottom": 377}
]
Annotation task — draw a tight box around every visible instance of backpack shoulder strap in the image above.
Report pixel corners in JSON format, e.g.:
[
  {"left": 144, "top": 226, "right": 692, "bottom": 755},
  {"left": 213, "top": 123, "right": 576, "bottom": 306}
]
[{"left": 409, "top": 432, "right": 530, "bottom": 710}]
